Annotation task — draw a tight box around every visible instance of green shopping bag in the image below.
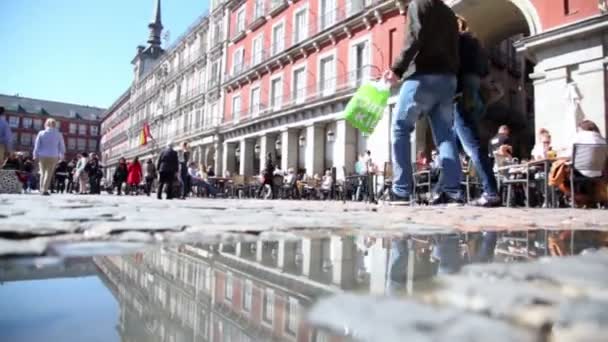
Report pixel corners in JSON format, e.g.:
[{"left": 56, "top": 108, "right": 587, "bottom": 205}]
[{"left": 344, "top": 81, "right": 391, "bottom": 134}]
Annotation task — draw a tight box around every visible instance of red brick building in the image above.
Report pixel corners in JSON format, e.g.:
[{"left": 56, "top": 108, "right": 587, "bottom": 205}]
[{"left": 0, "top": 94, "right": 106, "bottom": 161}]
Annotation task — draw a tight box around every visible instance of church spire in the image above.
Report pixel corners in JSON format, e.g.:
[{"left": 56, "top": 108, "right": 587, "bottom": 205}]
[{"left": 147, "top": 0, "right": 163, "bottom": 48}]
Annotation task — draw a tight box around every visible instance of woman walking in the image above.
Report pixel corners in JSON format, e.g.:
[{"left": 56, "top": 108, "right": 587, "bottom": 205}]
[
  {"left": 113, "top": 158, "right": 128, "bottom": 195},
  {"left": 127, "top": 157, "right": 142, "bottom": 195},
  {"left": 32, "top": 118, "right": 65, "bottom": 196},
  {"left": 144, "top": 158, "right": 157, "bottom": 196},
  {"left": 75, "top": 153, "right": 89, "bottom": 194}
]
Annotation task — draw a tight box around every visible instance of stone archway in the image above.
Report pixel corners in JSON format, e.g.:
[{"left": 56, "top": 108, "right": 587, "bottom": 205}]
[{"left": 445, "top": 0, "right": 542, "bottom": 46}]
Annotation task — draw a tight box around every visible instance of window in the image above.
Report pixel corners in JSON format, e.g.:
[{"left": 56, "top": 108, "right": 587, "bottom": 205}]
[
  {"left": 389, "top": 28, "right": 397, "bottom": 65},
  {"left": 33, "top": 119, "right": 43, "bottom": 130},
  {"left": 252, "top": 35, "right": 263, "bottom": 66},
  {"left": 564, "top": 0, "right": 576, "bottom": 15},
  {"left": 209, "top": 61, "right": 220, "bottom": 87},
  {"left": 20, "top": 133, "right": 32, "bottom": 147},
  {"left": 68, "top": 138, "right": 76, "bottom": 150},
  {"left": 285, "top": 297, "right": 299, "bottom": 335},
  {"left": 347, "top": 0, "right": 367, "bottom": 15},
  {"left": 263, "top": 288, "right": 274, "bottom": 323},
  {"left": 225, "top": 272, "right": 233, "bottom": 301},
  {"left": 270, "top": 76, "right": 283, "bottom": 110},
  {"left": 319, "top": 0, "right": 337, "bottom": 30},
  {"left": 293, "top": 8, "right": 308, "bottom": 44},
  {"left": 232, "top": 48, "right": 245, "bottom": 75},
  {"left": 253, "top": 0, "right": 265, "bottom": 18},
  {"left": 69, "top": 123, "right": 77, "bottom": 134},
  {"left": 88, "top": 139, "right": 98, "bottom": 151},
  {"left": 78, "top": 124, "right": 87, "bottom": 135},
  {"left": 232, "top": 95, "right": 241, "bottom": 123},
  {"left": 293, "top": 67, "right": 306, "bottom": 104},
  {"left": 272, "top": 22, "right": 285, "bottom": 55},
  {"left": 90, "top": 126, "right": 99, "bottom": 136},
  {"left": 22, "top": 118, "right": 33, "bottom": 129},
  {"left": 236, "top": 7, "right": 246, "bottom": 33},
  {"left": 243, "top": 280, "right": 253, "bottom": 312},
  {"left": 77, "top": 138, "right": 86, "bottom": 151},
  {"left": 8, "top": 116, "right": 19, "bottom": 128},
  {"left": 351, "top": 38, "right": 370, "bottom": 86},
  {"left": 319, "top": 54, "right": 336, "bottom": 96},
  {"left": 250, "top": 87, "right": 261, "bottom": 117}
]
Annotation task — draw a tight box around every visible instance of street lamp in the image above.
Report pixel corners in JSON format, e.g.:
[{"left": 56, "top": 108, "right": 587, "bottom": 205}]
[
  {"left": 298, "top": 135, "right": 306, "bottom": 147},
  {"left": 326, "top": 130, "right": 335, "bottom": 142},
  {"left": 275, "top": 139, "right": 282, "bottom": 151},
  {"left": 235, "top": 146, "right": 241, "bottom": 158},
  {"left": 254, "top": 144, "right": 261, "bottom": 155}
]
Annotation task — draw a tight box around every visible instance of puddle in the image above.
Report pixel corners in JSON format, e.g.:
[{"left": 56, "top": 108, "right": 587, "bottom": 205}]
[{"left": 1, "top": 229, "right": 607, "bottom": 341}]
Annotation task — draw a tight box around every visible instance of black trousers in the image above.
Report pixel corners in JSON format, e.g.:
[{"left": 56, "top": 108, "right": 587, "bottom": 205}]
[
  {"left": 55, "top": 176, "right": 66, "bottom": 193},
  {"left": 257, "top": 176, "right": 274, "bottom": 198},
  {"left": 145, "top": 176, "right": 154, "bottom": 196},
  {"left": 89, "top": 176, "right": 100, "bottom": 194},
  {"left": 157, "top": 172, "right": 175, "bottom": 199},
  {"left": 114, "top": 181, "right": 125, "bottom": 195}
]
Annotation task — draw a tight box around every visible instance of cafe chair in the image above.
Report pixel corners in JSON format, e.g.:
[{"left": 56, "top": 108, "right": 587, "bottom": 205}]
[{"left": 569, "top": 143, "right": 608, "bottom": 208}]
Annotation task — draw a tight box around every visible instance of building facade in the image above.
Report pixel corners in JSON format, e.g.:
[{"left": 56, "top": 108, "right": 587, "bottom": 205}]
[
  {"left": 101, "top": 0, "right": 608, "bottom": 181},
  {"left": 0, "top": 94, "right": 105, "bottom": 161}
]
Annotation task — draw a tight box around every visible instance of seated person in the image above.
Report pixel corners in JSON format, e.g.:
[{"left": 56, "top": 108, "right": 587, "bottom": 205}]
[
  {"left": 319, "top": 170, "right": 333, "bottom": 199},
  {"left": 531, "top": 128, "right": 554, "bottom": 160},
  {"left": 189, "top": 163, "right": 217, "bottom": 196},
  {"left": 3, "top": 153, "right": 21, "bottom": 170},
  {"left": 490, "top": 125, "right": 514, "bottom": 168}
]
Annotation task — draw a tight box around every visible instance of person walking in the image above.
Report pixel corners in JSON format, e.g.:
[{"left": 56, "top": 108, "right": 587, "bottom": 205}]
[
  {"left": 452, "top": 16, "right": 501, "bottom": 207},
  {"left": 32, "top": 118, "right": 65, "bottom": 196},
  {"left": 75, "top": 153, "right": 89, "bottom": 194},
  {"left": 0, "top": 107, "right": 13, "bottom": 164},
  {"left": 384, "top": 0, "right": 462, "bottom": 205},
  {"left": 113, "top": 158, "right": 128, "bottom": 195},
  {"left": 86, "top": 155, "right": 103, "bottom": 194},
  {"left": 257, "top": 153, "right": 275, "bottom": 199},
  {"left": 144, "top": 158, "right": 157, "bottom": 196},
  {"left": 157, "top": 141, "right": 179, "bottom": 200},
  {"left": 66, "top": 158, "right": 76, "bottom": 193},
  {"left": 54, "top": 159, "right": 69, "bottom": 194},
  {"left": 178, "top": 142, "right": 191, "bottom": 199},
  {"left": 127, "top": 157, "right": 142, "bottom": 195}
]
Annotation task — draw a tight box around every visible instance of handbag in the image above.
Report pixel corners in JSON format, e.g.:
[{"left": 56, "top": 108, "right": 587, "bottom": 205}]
[{"left": 344, "top": 80, "right": 391, "bottom": 134}]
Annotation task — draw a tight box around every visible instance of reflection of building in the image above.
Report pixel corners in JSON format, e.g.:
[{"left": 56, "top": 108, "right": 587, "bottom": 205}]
[{"left": 0, "top": 94, "right": 105, "bottom": 160}]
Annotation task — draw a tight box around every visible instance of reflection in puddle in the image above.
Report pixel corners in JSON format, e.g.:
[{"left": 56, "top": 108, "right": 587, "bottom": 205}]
[{"left": 1, "top": 229, "right": 607, "bottom": 341}]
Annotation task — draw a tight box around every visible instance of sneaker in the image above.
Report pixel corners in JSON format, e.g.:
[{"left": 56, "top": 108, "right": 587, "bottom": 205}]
[
  {"left": 386, "top": 191, "right": 411, "bottom": 206},
  {"left": 471, "top": 193, "right": 502, "bottom": 207},
  {"left": 42, "top": 191, "right": 51, "bottom": 196}
]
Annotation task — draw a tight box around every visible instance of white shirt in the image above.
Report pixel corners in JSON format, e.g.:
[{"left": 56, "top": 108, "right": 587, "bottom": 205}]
[{"left": 561, "top": 130, "right": 607, "bottom": 178}]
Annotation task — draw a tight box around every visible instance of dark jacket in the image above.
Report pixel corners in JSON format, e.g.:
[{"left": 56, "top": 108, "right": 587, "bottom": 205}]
[
  {"left": 86, "top": 159, "right": 102, "bottom": 178},
  {"left": 157, "top": 147, "right": 179, "bottom": 174},
  {"left": 263, "top": 158, "right": 274, "bottom": 178},
  {"left": 391, "top": 0, "right": 460, "bottom": 80},
  {"left": 459, "top": 32, "right": 489, "bottom": 79},
  {"left": 113, "top": 163, "right": 128, "bottom": 182}
]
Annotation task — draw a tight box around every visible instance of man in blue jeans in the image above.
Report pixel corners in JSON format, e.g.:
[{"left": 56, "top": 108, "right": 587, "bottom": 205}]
[
  {"left": 453, "top": 17, "right": 501, "bottom": 207},
  {"left": 385, "top": 0, "right": 463, "bottom": 205}
]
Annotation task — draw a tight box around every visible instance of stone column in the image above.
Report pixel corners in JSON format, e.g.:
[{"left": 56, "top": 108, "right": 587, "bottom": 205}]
[
  {"left": 222, "top": 142, "right": 236, "bottom": 176},
  {"left": 330, "top": 236, "right": 357, "bottom": 290},
  {"left": 301, "top": 238, "right": 323, "bottom": 280},
  {"left": 305, "top": 124, "right": 325, "bottom": 176},
  {"left": 213, "top": 138, "right": 222, "bottom": 176},
  {"left": 281, "top": 129, "right": 299, "bottom": 171},
  {"left": 334, "top": 119, "right": 357, "bottom": 180},
  {"left": 277, "top": 240, "right": 297, "bottom": 270},
  {"left": 239, "top": 138, "right": 255, "bottom": 176},
  {"left": 259, "top": 134, "right": 277, "bottom": 172}
]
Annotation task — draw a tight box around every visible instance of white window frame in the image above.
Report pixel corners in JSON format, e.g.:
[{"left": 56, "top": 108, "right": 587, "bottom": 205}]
[
  {"left": 317, "top": 49, "right": 337, "bottom": 96},
  {"left": 253, "top": 0, "right": 265, "bottom": 19},
  {"left": 232, "top": 47, "right": 245, "bottom": 75},
  {"left": 348, "top": 34, "right": 372, "bottom": 86},
  {"left": 68, "top": 138, "right": 76, "bottom": 150},
  {"left": 292, "top": 63, "right": 307, "bottom": 104},
  {"left": 251, "top": 34, "right": 264, "bottom": 66},
  {"left": 269, "top": 73, "right": 284, "bottom": 110},
  {"left": 250, "top": 84, "right": 262, "bottom": 117},
  {"left": 90, "top": 126, "right": 99, "bottom": 136},
  {"left": 232, "top": 93, "right": 242, "bottom": 123},
  {"left": 8, "top": 116, "right": 19, "bottom": 128},
  {"left": 78, "top": 124, "right": 87, "bottom": 136},
  {"left": 319, "top": 0, "right": 337, "bottom": 31},
  {"left": 236, "top": 6, "right": 246, "bottom": 33},
  {"left": 285, "top": 297, "right": 299, "bottom": 335},
  {"left": 293, "top": 4, "right": 309, "bottom": 44},
  {"left": 271, "top": 19, "right": 286, "bottom": 56},
  {"left": 22, "top": 117, "right": 32, "bottom": 129},
  {"left": 243, "top": 279, "right": 253, "bottom": 312},
  {"left": 225, "top": 272, "right": 233, "bottom": 301},
  {"left": 263, "top": 288, "right": 274, "bottom": 324}
]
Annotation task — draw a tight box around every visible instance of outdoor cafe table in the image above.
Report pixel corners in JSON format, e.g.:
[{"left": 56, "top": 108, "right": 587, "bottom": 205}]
[
  {"left": 208, "top": 177, "right": 230, "bottom": 194},
  {"left": 496, "top": 158, "right": 555, "bottom": 208}
]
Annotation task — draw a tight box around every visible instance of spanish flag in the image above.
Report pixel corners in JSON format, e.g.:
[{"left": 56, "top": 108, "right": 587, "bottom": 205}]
[{"left": 139, "top": 122, "right": 152, "bottom": 146}]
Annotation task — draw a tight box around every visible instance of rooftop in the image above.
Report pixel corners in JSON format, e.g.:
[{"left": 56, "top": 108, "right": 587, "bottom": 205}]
[{"left": 0, "top": 94, "right": 106, "bottom": 121}]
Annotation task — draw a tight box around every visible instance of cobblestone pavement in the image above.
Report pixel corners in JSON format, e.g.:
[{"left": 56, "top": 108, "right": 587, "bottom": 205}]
[{"left": 0, "top": 193, "right": 607, "bottom": 256}]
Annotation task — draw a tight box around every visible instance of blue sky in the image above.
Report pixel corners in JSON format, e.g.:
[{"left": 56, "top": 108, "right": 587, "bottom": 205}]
[{"left": 0, "top": 0, "right": 209, "bottom": 109}]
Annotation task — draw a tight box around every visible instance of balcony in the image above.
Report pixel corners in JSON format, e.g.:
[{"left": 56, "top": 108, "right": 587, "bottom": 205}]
[
  {"left": 227, "top": 65, "right": 380, "bottom": 125},
  {"left": 231, "top": 23, "right": 247, "bottom": 43},
  {"left": 229, "top": 62, "right": 251, "bottom": 80},
  {"left": 267, "top": 0, "right": 288, "bottom": 17},
  {"left": 249, "top": 1, "right": 266, "bottom": 31}
]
